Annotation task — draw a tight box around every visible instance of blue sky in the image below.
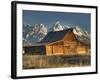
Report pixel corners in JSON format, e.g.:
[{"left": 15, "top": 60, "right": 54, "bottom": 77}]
[{"left": 23, "top": 10, "right": 90, "bottom": 32}]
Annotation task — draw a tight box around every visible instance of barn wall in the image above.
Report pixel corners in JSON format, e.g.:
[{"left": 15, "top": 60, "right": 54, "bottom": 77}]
[
  {"left": 76, "top": 42, "right": 89, "bottom": 55},
  {"left": 77, "top": 45, "right": 89, "bottom": 55},
  {"left": 63, "top": 32, "right": 77, "bottom": 55},
  {"left": 46, "top": 41, "right": 64, "bottom": 55},
  {"left": 77, "top": 46, "right": 86, "bottom": 54},
  {"left": 52, "top": 45, "right": 64, "bottom": 55},
  {"left": 46, "top": 46, "right": 53, "bottom": 55},
  {"left": 24, "top": 46, "right": 46, "bottom": 55},
  {"left": 63, "top": 32, "right": 90, "bottom": 55}
]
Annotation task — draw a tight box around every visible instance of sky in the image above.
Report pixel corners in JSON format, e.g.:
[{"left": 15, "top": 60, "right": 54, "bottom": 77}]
[{"left": 23, "top": 10, "right": 91, "bottom": 32}]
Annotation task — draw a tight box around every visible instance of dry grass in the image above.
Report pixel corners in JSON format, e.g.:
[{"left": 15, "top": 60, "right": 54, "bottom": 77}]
[{"left": 23, "top": 54, "right": 91, "bottom": 69}]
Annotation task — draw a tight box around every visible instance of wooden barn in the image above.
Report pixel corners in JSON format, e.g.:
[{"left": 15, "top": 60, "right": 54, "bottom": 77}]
[{"left": 23, "top": 28, "right": 90, "bottom": 56}]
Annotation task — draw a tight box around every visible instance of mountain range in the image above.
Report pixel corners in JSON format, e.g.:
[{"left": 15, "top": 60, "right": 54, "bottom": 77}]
[{"left": 23, "top": 21, "right": 90, "bottom": 46}]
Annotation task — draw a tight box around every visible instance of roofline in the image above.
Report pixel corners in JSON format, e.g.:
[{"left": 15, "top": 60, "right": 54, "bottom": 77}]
[
  {"left": 77, "top": 39, "right": 90, "bottom": 46},
  {"left": 46, "top": 40, "right": 63, "bottom": 45},
  {"left": 23, "top": 40, "right": 63, "bottom": 47}
]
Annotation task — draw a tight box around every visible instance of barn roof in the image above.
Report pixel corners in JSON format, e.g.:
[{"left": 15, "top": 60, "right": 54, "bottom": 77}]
[
  {"left": 40, "top": 28, "right": 73, "bottom": 43},
  {"left": 75, "top": 35, "right": 90, "bottom": 46}
]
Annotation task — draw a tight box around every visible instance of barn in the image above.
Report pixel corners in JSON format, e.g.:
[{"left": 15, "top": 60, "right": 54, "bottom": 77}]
[{"left": 23, "top": 28, "right": 90, "bottom": 55}]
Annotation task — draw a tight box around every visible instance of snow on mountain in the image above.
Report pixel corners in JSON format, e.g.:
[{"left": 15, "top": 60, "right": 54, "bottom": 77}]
[
  {"left": 23, "top": 37, "right": 32, "bottom": 46},
  {"left": 50, "top": 21, "right": 65, "bottom": 31},
  {"left": 34, "top": 24, "right": 47, "bottom": 35},
  {"left": 23, "top": 22, "right": 90, "bottom": 45},
  {"left": 73, "top": 26, "right": 83, "bottom": 36},
  {"left": 65, "top": 25, "right": 71, "bottom": 29},
  {"left": 23, "top": 24, "right": 47, "bottom": 45},
  {"left": 84, "top": 30, "right": 90, "bottom": 38},
  {"left": 73, "top": 26, "right": 90, "bottom": 38},
  {"left": 73, "top": 26, "right": 90, "bottom": 45}
]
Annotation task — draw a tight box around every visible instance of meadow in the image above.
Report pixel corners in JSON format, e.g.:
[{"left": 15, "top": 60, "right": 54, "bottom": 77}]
[{"left": 23, "top": 54, "right": 90, "bottom": 69}]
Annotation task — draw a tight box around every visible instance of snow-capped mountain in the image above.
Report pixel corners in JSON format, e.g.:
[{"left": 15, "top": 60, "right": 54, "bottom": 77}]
[
  {"left": 73, "top": 26, "right": 90, "bottom": 38},
  {"left": 23, "top": 38, "right": 32, "bottom": 46},
  {"left": 23, "top": 24, "right": 47, "bottom": 45},
  {"left": 73, "top": 26, "right": 83, "bottom": 36},
  {"left": 23, "top": 21, "right": 90, "bottom": 46},
  {"left": 50, "top": 21, "right": 65, "bottom": 31},
  {"left": 73, "top": 26, "right": 90, "bottom": 45}
]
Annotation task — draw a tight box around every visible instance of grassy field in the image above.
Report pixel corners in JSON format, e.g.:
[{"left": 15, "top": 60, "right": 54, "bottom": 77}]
[{"left": 23, "top": 54, "right": 91, "bottom": 69}]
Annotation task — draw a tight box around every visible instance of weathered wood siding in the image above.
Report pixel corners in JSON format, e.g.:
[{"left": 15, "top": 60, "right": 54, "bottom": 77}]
[
  {"left": 46, "top": 42, "right": 64, "bottom": 55},
  {"left": 46, "top": 46, "right": 52, "bottom": 55},
  {"left": 63, "top": 31, "right": 89, "bottom": 55},
  {"left": 76, "top": 42, "right": 89, "bottom": 54},
  {"left": 52, "top": 45, "right": 64, "bottom": 55},
  {"left": 63, "top": 31, "right": 77, "bottom": 55}
]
